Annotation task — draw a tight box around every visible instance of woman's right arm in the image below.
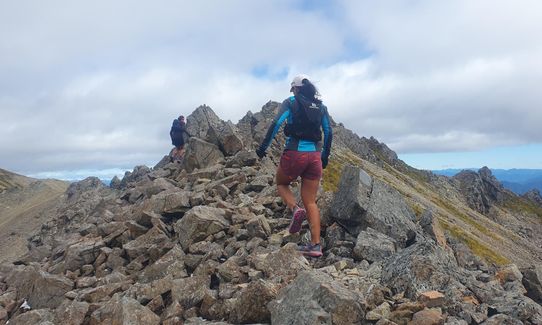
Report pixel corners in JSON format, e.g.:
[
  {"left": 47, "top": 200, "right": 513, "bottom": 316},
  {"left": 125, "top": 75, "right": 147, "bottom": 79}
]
[{"left": 257, "top": 99, "right": 291, "bottom": 157}]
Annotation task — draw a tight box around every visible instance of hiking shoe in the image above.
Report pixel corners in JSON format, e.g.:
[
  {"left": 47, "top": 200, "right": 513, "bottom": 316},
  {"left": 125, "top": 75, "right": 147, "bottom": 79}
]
[
  {"left": 298, "top": 243, "right": 323, "bottom": 257},
  {"left": 288, "top": 206, "right": 306, "bottom": 233}
]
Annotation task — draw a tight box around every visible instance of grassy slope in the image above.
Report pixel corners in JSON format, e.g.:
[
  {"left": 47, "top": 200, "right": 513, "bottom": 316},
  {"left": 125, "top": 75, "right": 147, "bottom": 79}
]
[
  {"left": 0, "top": 171, "right": 69, "bottom": 263},
  {"left": 323, "top": 148, "right": 542, "bottom": 267}
]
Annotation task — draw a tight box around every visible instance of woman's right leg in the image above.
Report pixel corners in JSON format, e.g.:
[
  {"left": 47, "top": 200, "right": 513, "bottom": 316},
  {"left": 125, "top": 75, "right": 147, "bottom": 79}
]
[{"left": 276, "top": 166, "right": 296, "bottom": 211}]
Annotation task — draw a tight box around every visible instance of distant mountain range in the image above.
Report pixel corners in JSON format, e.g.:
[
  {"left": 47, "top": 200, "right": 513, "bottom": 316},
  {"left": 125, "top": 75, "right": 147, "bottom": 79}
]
[{"left": 433, "top": 168, "right": 542, "bottom": 194}]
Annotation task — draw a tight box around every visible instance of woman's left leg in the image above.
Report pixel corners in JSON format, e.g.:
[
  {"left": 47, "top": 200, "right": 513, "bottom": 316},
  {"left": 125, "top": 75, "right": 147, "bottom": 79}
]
[{"left": 300, "top": 177, "right": 321, "bottom": 245}]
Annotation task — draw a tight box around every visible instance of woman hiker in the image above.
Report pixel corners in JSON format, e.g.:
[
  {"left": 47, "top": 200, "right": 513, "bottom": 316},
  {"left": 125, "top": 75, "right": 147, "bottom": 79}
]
[
  {"left": 256, "top": 75, "right": 333, "bottom": 257},
  {"left": 169, "top": 115, "right": 189, "bottom": 161}
]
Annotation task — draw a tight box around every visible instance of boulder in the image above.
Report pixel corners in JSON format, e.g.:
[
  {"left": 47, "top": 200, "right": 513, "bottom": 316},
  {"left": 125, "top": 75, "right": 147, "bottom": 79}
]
[
  {"left": 231, "top": 280, "right": 279, "bottom": 323},
  {"left": 54, "top": 299, "right": 89, "bottom": 325},
  {"left": 227, "top": 150, "right": 258, "bottom": 168},
  {"left": 480, "top": 314, "right": 523, "bottom": 325},
  {"left": 522, "top": 265, "right": 542, "bottom": 303},
  {"left": 9, "top": 308, "right": 55, "bottom": 325},
  {"left": 410, "top": 308, "right": 444, "bottom": 325},
  {"left": 6, "top": 265, "right": 74, "bottom": 309},
  {"left": 123, "top": 226, "right": 170, "bottom": 260},
  {"left": 522, "top": 189, "right": 542, "bottom": 206},
  {"left": 364, "top": 179, "right": 418, "bottom": 247},
  {"left": 246, "top": 215, "right": 272, "bottom": 239},
  {"left": 452, "top": 167, "right": 505, "bottom": 215},
  {"left": 269, "top": 270, "right": 365, "bottom": 325},
  {"left": 171, "top": 275, "right": 210, "bottom": 309},
  {"left": 331, "top": 166, "right": 418, "bottom": 246},
  {"left": 381, "top": 241, "right": 462, "bottom": 299},
  {"left": 148, "top": 189, "right": 191, "bottom": 214},
  {"left": 353, "top": 227, "right": 396, "bottom": 262},
  {"left": 79, "top": 282, "right": 125, "bottom": 303},
  {"left": 211, "top": 120, "right": 244, "bottom": 156},
  {"left": 331, "top": 166, "right": 373, "bottom": 232},
  {"left": 216, "top": 257, "right": 245, "bottom": 283},
  {"left": 66, "top": 177, "right": 105, "bottom": 200},
  {"left": 186, "top": 105, "right": 243, "bottom": 156},
  {"left": 139, "top": 245, "right": 187, "bottom": 283},
  {"left": 89, "top": 294, "right": 160, "bottom": 325},
  {"left": 183, "top": 138, "right": 224, "bottom": 173},
  {"left": 250, "top": 243, "right": 310, "bottom": 282},
  {"left": 186, "top": 105, "right": 223, "bottom": 141},
  {"left": 419, "top": 209, "right": 447, "bottom": 248},
  {"left": 174, "top": 206, "right": 230, "bottom": 250},
  {"left": 64, "top": 237, "right": 105, "bottom": 271}
]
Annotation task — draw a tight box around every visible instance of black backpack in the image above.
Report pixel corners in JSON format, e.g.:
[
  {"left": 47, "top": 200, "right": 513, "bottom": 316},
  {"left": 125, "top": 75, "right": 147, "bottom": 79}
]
[
  {"left": 170, "top": 119, "right": 186, "bottom": 144},
  {"left": 284, "top": 96, "right": 324, "bottom": 142}
]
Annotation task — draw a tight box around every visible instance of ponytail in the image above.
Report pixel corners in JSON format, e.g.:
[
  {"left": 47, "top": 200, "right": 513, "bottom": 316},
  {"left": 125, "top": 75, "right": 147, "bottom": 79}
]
[{"left": 299, "top": 79, "right": 322, "bottom": 104}]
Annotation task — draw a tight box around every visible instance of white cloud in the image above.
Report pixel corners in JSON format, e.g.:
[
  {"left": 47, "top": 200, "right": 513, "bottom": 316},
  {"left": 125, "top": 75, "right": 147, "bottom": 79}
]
[{"left": 1, "top": 0, "right": 542, "bottom": 176}]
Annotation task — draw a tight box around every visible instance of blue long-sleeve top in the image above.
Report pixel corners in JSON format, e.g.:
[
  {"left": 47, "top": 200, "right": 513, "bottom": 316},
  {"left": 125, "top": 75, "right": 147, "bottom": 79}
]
[{"left": 259, "top": 96, "right": 333, "bottom": 157}]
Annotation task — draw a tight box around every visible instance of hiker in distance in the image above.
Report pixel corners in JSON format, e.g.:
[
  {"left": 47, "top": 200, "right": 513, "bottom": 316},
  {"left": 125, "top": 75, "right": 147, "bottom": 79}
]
[
  {"left": 256, "top": 75, "right": 333, "bottom": 257},
  {"left": 169, "top": 115, "right": 190, "bottom": 161}
]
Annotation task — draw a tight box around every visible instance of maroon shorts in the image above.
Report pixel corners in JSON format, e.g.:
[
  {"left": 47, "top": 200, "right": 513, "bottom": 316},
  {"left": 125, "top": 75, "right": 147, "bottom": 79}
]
[{"left": 279, "top": 150, "right": 322, "bottom": 181}]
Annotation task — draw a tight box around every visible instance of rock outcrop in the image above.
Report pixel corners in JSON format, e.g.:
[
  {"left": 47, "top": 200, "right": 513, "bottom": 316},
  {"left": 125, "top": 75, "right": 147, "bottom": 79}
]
[{"left": 453, "top": 167, "right": 506, "bottom": 214}]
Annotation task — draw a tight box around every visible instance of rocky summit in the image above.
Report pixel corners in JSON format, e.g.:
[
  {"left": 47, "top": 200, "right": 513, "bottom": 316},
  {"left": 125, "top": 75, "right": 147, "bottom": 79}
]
[{"left": 1, "top": 103, "right": 542, "bottom": 324}]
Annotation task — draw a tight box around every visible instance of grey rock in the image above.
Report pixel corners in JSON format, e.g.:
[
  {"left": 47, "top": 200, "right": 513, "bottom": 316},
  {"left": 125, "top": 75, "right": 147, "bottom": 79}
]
[
  {"left": 480, "top": 314, "right": 523, "bottom": 325},
  {"left": 66, "top": 177, "right": 105, "bottom": 200},
  {"left": 183, "top": 137, "right": 225, "bottom": 173},
  {"left": 353, "top": 228, "right": 396, "bottom": 262},
  {"left": 89, "top": 294, "right": 160, "bottom": 324},
  {"left": 330, "top": 166, "right": 418, "bottom": 246},
  {"left": 246, "top": 215, "right": 272, "bottom": 239},
  {"left": 186, "top": 105, "right": 223, "bottom": 143},
  {"left": 231, "top": 280, "right": 279, "bottom": 323},
  {"left": 522, "top": 189, "right": 542, "bottom": 206},
  {"left": 186, "top": 105, "right": 243, "bottom": 156},
  {"left": 10, "top": 308, "right": 55, "bottom": 325},
  {"left": 171, "top": 275, "right": 210, "bottom": 309},
  {"left": 331, "top": 166, "right": 373, "bottom": 232},
  {"left": 6, "top": 265, "right": 74, "bottom": 309},
  {"left": 64, "top": 237, "right": 105, "bottom": 271},
  {"left": 419, "top": 209, "right": 447, "bottom": 247},
  {"left": 485, "top": 291, "right": 542, "bottom": 323},
  {"left": 269, "top": 270, "right": 365, "bottom": 325},
  {"left": 122, "top": 226, "right": 170, "bottom": 260},
  {"left": 250, "top": 243, "right": 310, "bottom": 282},
  {"left": 452, "top": 167, "right": 505, "bottom": 215},
  {"left": 381, "top": 241, "right": 462, "bottom": 299},
  {"left": 246, "top": 175, "right": 271, "bottom": 192},
  {"left": 54, "top": 299, "right": 89, "bottom": 325},
  {"left": 174, "top": 206, "right": 230, "bottom": 250},
  {"left": 522, "top": 265, "right": 542, "bottom": 303},
  {"left": 139, "top": 245, "right": 187, "bottom": 283},
  {"left": 364, "top": 179, "right": 418, "bottom": 247},
  {"left": 227, "top": 150, "right": 258, "bottom": 168},
  {"left": 118, "top": 165, "right": 152, "bottom": 189}
]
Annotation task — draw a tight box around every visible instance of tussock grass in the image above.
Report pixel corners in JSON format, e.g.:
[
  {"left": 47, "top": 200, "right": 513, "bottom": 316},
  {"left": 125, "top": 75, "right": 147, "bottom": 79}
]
[
  {"left": 503, "top": 195, "right": 542, "bottom": 220},
  {"left": 322, "top": 150, "right": 363, "bottom": 193},
  {"left": 439, "top": 219, "right": 509, "bottom": 265},
  {"left": 432, "top": 197, "right": 501, "bottom": 242}
]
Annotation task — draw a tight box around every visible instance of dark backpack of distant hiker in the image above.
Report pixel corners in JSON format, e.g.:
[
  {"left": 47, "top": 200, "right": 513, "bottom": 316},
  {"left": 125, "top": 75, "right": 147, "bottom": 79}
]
[
  {"left": 284, "top": 96, "right": 324, "bottom": 142},
  {"left": 170, "top": 117, "right": 187, "bottom": 148}
]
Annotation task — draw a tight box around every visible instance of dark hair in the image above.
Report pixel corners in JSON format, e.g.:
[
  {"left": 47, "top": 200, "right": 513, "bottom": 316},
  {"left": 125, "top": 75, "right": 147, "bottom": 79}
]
[{"left": 298, "top": 79, "right": 322, "bottom": 103}]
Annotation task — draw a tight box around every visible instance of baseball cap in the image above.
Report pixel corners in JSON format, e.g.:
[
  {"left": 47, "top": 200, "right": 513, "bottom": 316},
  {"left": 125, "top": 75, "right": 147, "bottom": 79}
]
[{"left": 290, "top": 74, "right": 309, "bottom": 91}]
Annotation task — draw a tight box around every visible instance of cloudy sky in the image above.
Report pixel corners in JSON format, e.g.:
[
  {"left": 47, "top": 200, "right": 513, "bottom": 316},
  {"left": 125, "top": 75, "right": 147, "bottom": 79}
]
[{"left": 1, "top": 0, "right": 542, "bottom": 180}]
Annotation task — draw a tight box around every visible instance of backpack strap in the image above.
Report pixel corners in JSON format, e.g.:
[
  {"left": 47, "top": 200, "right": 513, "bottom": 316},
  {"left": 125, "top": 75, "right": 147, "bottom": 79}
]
[{"left": 288, "top": 96, "right": 296, "bottom": 124}]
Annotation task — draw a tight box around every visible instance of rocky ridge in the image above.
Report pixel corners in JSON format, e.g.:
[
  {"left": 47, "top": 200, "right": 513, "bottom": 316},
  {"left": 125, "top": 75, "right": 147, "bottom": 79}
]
[{"left": 0, "top": 103, "right": 541, "bottom": 324}]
